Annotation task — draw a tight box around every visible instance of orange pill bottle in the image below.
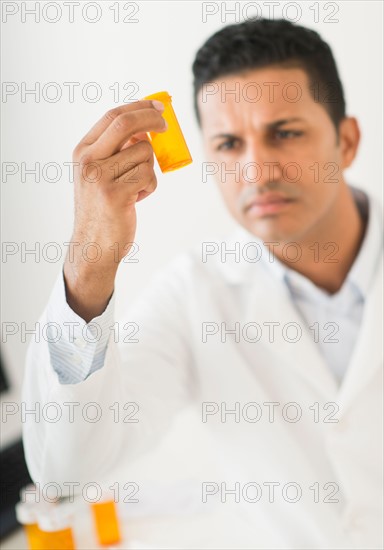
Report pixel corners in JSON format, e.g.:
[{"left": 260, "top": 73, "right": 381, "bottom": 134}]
[
  {"left": 37, "top": 507, "right": 76, "bottom": 550},
  {"left": 15, "top": 502, "right": 47, "bottom": 550},
  {"left": 143, "top": 91, "right": 193, "bottom": 172},
  {"left": 91, "top": 498, "right": 121, "bottom": 546}
]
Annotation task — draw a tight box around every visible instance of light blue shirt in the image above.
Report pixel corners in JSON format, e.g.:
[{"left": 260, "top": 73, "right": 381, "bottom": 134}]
[{"left": 47, "top": 187, "right": 382, "bottom": 385}]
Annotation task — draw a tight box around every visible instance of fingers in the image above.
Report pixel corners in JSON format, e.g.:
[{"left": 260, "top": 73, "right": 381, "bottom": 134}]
[
  {"left": 77, "top": 99, "right": 164, "bottom": 147},
  {"left": 120, "top": 131, "right": 151, "bottom": 151},
  {"left": 87, "top": 108, "right": 167, "bottom": 160},
  {"left": 136, "top": 185, "right": 157, "bottom": 204},
  {"left": 106, "top": 140, "right": 155, "bottom": 180},
  {"left": 112, "top": 154, "right": 157, "bottom": 200}
]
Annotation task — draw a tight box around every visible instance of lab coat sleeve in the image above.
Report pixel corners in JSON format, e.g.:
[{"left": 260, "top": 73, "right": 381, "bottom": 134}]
[{"left": 21, "top": 256, "right": 196, "bottom": 493}]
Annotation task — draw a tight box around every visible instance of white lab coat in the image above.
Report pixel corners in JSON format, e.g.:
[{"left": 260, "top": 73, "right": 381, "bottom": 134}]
[{"left": 22, "top": 224, "right": 383, "bottom": 550}]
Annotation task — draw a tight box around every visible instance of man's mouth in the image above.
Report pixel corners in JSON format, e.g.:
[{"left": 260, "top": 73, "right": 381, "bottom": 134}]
[{"left": 244, "top": 194, "right": 296, "bottom": 216}]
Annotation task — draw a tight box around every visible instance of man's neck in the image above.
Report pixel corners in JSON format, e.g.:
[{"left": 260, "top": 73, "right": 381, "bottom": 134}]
[{"left": 271, "top": 185, "right": 367, "bottom": 294}]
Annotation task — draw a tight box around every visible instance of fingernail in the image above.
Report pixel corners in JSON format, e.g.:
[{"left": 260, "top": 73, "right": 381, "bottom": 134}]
[
  {"left": 152, "top": 100, "right": 165, "bottom": 112},
  {"left": 163, "top": 118, "right": 168, "bottom": 130}
]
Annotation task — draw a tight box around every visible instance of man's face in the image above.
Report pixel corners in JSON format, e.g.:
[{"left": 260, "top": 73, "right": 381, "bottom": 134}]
[{"left": 198, "top": 67, "right": 352, "bottom": 243}]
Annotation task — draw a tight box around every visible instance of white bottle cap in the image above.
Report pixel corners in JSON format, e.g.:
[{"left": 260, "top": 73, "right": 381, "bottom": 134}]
[
  {"left": 37, "top": 506, "right": 73, "bottom": 532},
  {"left": 15, "top": 502, "right": 37, "bottom": 525}
]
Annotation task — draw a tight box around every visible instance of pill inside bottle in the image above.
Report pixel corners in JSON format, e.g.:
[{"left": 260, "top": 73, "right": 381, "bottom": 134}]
[{"left": 143, "top": 91, "right": 193, "bottom": 173}]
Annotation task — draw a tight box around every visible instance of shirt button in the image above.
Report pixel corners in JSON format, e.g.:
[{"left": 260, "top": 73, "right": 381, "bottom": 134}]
[{"left": 74, "top": 337, "right": 87, "bottom": 349}]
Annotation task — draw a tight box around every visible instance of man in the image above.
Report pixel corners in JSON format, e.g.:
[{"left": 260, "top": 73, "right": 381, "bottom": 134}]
[{"left": 22, "top": 18, "right": 382, "bottom": 549}]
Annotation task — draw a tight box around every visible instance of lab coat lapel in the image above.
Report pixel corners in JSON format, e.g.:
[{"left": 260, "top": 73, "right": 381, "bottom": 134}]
[
  {"left": 336, "top": 259, "right": 383, "bottom": 414},
  {"left": 245, "top": 264, "right": 339, "bottom": 399}
]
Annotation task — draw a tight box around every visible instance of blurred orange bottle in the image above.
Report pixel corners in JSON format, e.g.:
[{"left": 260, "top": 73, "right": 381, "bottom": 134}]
[
  {"left": 15, "top": 501, "right": 47, "bottom": 550},
  {"left": 37, "top": 507, "right": 76, "bottom": 550},
  {"left": 91, "top": 498, "right": 121, "bottom": 546},
  {"left": 17, "top": 483, "right": 62, "bottom": 550}
]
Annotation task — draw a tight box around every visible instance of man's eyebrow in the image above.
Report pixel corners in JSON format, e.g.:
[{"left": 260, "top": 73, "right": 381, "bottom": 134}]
[
  {"left": 267, "top": 117, "right": 305, "bottom": 129},
  {"left": 211, "top": 133, "right": 238, "bottom": 141},
  {"left": 211, "top": 118, "right": 305, "bottom": 140}
]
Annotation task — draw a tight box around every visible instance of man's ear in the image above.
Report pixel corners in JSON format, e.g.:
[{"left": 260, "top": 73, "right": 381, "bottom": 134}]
[{"left": 338, "top": 117, "right": 360, "bottom": 169}]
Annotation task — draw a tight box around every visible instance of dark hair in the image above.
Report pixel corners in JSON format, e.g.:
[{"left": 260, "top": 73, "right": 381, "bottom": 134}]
[{"left": 192, "top": 18, "right": 346, "bottom": 131}]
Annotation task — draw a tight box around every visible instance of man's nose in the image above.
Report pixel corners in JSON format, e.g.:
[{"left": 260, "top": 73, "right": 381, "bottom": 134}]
[{"left": 240, "top": 142, "right": 283, "bottom": 187}]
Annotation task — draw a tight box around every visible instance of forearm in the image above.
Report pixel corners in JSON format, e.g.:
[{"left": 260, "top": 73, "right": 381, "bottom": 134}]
[{"left": 63, "top": 247, "right": 117, "bottom": 323}]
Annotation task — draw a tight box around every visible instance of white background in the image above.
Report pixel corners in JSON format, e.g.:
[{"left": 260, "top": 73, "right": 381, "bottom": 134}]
[{"left": 1, "top": 0, "right": 383, "bottom": 473}]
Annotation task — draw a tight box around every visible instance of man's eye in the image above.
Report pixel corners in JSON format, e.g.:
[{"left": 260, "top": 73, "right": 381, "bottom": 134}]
[
  {"left": 275, "top": 130, "right": 303, "bottom": 140},
  {"left": 216, "top": 139, "right": 240, "bottom": 151}
]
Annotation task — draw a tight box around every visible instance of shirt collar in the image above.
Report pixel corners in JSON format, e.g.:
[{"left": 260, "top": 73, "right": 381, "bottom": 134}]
[
  {"left": 345, "top": 187, "right": 383, "bottom": 299},
  {"left": 228, "top": 187, "right": 383, "bottom": 300}
]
